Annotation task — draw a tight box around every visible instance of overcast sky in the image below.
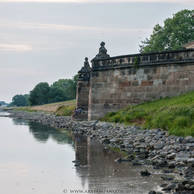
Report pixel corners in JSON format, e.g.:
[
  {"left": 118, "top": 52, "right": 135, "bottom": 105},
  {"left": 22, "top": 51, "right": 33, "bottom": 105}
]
[{"left": 0, "top": 0, "right": 193, "bottom": 102}]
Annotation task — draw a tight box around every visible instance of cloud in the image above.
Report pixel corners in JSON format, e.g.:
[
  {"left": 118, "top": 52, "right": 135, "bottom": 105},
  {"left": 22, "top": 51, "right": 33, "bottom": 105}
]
[
  {"left": 0, "top": 43, "right": 32, "bottom": 52},
  {"left": 0, "top": 20, "right": 151, "bottom": 34},
  {"left": 0, "top": 67, "right": 45, "bottom": 77},
  {"left": 0, "top": 0, "right": 193, "bottom": 4}
]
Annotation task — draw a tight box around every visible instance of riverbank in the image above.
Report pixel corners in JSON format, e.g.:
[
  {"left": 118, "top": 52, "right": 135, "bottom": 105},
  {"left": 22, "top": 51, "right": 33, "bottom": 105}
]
[
  {"left": 7, "top": 110, "right": 194, "bottom": 194},
  {"left": 12, "top": 99, "right": 76, "bottom": 116},
  {"left": 102, "top": 91, "right": 194, "bottom": 137}
]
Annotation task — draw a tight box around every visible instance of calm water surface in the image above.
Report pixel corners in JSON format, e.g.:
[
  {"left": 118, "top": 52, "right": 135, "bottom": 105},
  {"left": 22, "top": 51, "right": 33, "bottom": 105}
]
[{"left": 0, "top": 111, "right": 162, "bottom": 194}]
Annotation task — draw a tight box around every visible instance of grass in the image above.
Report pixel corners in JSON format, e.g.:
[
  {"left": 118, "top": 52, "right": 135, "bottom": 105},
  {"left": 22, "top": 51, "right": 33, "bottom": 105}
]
[
  {"left": 55, "top": 104, "right": 76, "bottom": 116},
  {"left": 102, "top": 91, "right": 194, "bottom": 137},
  {"left": 15, "top": 100, "right": 76, "bottom": 116}
]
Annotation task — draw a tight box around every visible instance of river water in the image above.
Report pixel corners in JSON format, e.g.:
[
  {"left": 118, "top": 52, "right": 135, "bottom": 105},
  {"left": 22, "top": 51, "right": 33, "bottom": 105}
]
[{"left": 0, "top": 111, "right": 163, "bottom": 194}]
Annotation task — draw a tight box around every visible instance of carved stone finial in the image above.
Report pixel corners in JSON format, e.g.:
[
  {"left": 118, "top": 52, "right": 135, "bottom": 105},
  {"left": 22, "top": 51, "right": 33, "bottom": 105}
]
[
  {"left": 94, "top": 41, "right": 110, "bottom": 60},
  {"left": 78, "top": 57, "right": 91, "bottom": 81},
  {"left": 85, "top": 57, "right": 88, "bottom": 62},
  {"left": 84, "top": 57, "right": 90, "bottom": 70},
  {"left": 100, "top": 41, "right": 105, "bottom": 47}
]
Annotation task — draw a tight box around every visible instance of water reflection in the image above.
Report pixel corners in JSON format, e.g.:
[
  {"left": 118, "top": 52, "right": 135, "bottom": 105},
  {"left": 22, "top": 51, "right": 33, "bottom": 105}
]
[
  {"left": 3, "top": 118, "right": 162, "bottom": 194},
  {"left": 28, "top": 121, "right": 73, "bottom": 145},
  {"left": 73, "top": 136, "right": 162, "bottom": 194},
  {"left": 12, "top": 118, "right": 28, "bottom": 126},
  {"left": 0, "top": 110, "right": 10, "bottom": 117}
]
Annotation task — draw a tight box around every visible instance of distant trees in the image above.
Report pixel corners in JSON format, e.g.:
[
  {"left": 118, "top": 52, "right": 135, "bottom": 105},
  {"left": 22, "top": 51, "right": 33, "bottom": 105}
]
[
  {"left": 0, "top": 101, "right": 7, "bottom": 106},
  {"left": 10, "top": 94, "right": 29, "bottom": 107},
  {"left": 28, "top": 76, "right": 77, "bottom": 106},
  {"left": 10, "top": 75, "right": 78, "bottom": 107},
  {"left": 140, "top": 9, "right": 194, "bottom": 53}
]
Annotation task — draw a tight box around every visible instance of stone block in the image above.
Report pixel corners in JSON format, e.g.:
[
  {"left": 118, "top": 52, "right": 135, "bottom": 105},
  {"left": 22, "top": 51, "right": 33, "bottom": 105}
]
[{"left": 141, "top": 81, "right": 153, "bottom": 86}]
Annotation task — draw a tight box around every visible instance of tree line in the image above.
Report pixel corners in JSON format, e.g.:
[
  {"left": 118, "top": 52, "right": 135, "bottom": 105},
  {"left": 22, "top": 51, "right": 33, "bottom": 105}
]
[{"left": 10, "top": 76, "right": 77, "bottom": 107}]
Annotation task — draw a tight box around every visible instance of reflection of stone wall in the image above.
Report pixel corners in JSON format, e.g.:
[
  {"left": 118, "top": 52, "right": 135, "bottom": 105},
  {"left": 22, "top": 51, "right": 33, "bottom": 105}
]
[
  {"left": 74, "top": 135, "right": 88, "bottom": 166},
  {"left": 74, "top": 136, "right": 162, "bottom": 193},
  {"left": 76, "top": 43, "right": 194, "bottom": 120}
]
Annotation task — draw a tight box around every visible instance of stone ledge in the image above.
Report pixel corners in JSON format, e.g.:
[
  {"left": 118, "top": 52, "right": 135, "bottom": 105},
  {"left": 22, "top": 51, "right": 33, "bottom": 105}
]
[
  {"left": 92, "top": 48, "right": 194, "bottom": 71},
  {"left": 92, "top": 59, "right": 194, "bottom": 71}
]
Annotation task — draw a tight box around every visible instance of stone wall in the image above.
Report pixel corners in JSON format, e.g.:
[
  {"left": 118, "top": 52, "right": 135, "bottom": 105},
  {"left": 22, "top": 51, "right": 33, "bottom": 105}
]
[
  {"left": 76, "top": 43, "right": 194, "bottom": 120},
  {"left": 74, "top": 57, "right": 91, "bottom": 120},
  {"left": 76, "top": 81, "right": 90, "bottom": 111}
]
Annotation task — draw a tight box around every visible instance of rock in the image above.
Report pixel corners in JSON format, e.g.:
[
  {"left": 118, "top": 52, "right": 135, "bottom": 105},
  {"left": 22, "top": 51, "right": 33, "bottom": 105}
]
[
  {"left": 148, "top": 191, "right": 162, "bottom": 194},
  {"left": 154, "top": 143, "right": 164, "bottom": 150},
  {"left": 175, "top": 180, "right": 194, "bottom": 193},
  {"left": 102, "top": 138, "right": 110, "bottom": 144},
  {"left": 168, "top": 161, "right": 176, "bottom": 168},
  {"left": 160, "top": 183, "right": 168, "bottom": 188},
  {"left": 184, "top": 136, "right": 194, "bottom": 143},
  {"left": 161, "top": 175, "right": 174, "bottom": 181},
  {"left": 183, "top": 166, "right": 194, "bottom": 179},
  {"left": 153, "top": 159, "right": 168, "bottom": 168},
  {"left": 162, "top": 183, "right": 176, "bottom": 191},
  {"left": 114, "top": 158, "right": 122, "bottom": 163},
  {"left": 148, "top": 191, "right": 156, "bottom": 194},
  {"left": 140, "top": 169, "right": 151, "bottom": 176},
  {"left": 167, "top": 153, "right": 176, "bottom": 160},
  {"left": 187, "top": 158, "right": 194, "bottom": 167},
  {"left": 162, "top": 169, "right": 173, "bottom": 174},
  {"left": 132, "top": 159, "right": 142, "bottom": 166}
]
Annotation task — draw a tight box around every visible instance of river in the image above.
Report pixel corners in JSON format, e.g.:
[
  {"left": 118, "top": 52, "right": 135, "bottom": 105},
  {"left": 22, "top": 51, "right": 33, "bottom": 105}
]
[{"left": 0, "top": 111, "right": 163, "bottom": 194}]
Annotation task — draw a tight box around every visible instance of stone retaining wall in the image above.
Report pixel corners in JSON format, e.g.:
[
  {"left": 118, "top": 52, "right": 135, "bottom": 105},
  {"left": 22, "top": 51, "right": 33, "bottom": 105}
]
[{"left": 77, "top": 43, "right": 194, "bottom": 120}]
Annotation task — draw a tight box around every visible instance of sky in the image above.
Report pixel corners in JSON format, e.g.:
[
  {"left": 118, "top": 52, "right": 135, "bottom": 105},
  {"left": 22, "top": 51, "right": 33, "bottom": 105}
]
[{"left": 0, "top": 0, "right": 193, "bottom": 102}]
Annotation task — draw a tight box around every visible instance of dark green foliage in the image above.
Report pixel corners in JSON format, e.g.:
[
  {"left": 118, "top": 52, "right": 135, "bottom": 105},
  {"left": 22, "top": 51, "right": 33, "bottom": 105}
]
[
  {"left": 51, "top": 79, "right": 76, "bottom": 101},
  {"left": 27, "top": 75, "right": 78, "bottom": 106},
  {"left": 29, "top": 82, "right": 50, "bottom": 105},
  {"left": 10, "top": 94, "right": 29, "bottom": 107},
  {"left": 102, "top": 91, "right": 194, "bottom": 137},
  {"left": 140, "top": 9, "right": 194, "bottom": 53},
  {"left": 48, "top": 87, "right": 66, "bottom": 103}
]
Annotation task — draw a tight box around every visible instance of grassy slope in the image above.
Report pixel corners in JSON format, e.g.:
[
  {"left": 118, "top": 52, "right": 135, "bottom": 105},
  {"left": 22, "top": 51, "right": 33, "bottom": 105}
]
[
  {"left": 102, "top": 91, "right": 194, "bottom": 137},
  {"left": 16, "top": 100, "right": 76, "bottom": 116}
]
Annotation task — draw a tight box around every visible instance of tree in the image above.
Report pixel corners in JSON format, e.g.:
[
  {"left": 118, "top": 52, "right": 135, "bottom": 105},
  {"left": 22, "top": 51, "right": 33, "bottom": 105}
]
[
  {"left": 48, "top": 87, "right": 66, "bottom": 103},
  {"left": 140, "top": 9, "right": 194, "bottom": 53},
  {"left": 11, "top": 94, "right": 29, "bottom": 107},
  {"left": 51, "top": 78, "right": 77, "bottom": 101},
  {"left": 29, "top": 82, "right": 50, "bottom": 105}
]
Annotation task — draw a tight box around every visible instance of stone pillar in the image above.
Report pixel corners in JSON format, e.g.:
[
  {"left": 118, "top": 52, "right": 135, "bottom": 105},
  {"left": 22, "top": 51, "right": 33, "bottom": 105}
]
[
  {"left": 74, "top": 57, "right": 91, "bottom": 120},
  {"left": 88, "top": 42, "right": 110, "bottom": 120}
]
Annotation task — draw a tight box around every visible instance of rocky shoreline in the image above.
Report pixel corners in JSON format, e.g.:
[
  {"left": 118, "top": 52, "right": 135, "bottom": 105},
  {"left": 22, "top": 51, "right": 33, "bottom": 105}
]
[{"left": 7, "top": 110, "right": 194, "bottom": 194}]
